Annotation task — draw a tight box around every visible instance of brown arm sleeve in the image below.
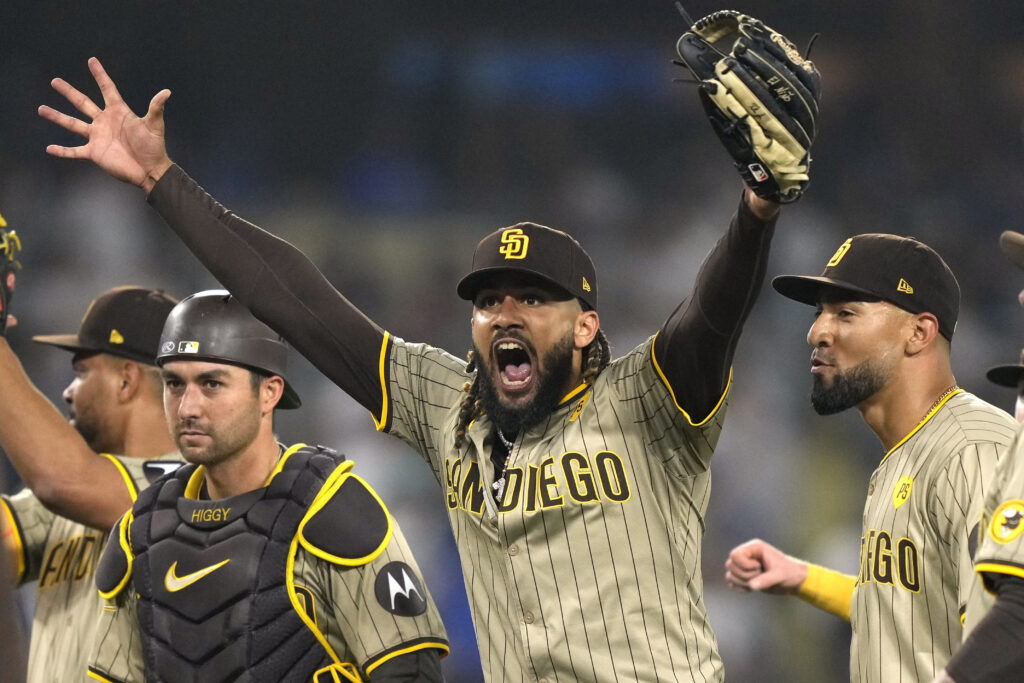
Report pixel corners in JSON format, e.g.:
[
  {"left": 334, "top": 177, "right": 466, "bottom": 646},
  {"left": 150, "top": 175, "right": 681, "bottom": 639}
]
[
  {"left": 652, "top": 193, "right": 777, "bottom": 420},
  {"left": 147, "top": 165, "right": 390, "bottom": 419},
  {"left": 945, "top": 574, "right": 1024, "bottom": 683}
]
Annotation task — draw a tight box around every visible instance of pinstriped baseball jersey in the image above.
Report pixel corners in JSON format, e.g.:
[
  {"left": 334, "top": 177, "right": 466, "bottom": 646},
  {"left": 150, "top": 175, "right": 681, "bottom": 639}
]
[
  {"left": 386, "top": 333, "right": 728, "bottom": 682},
  {"left": 88, "top": 451, "right": 447, "bottom": 682},
  {"left": 849, "top": 390, "right": 1016, "bottom": 683},
  {"left": 967, "top": 422, "right": 1024, "bottom": 624},
  {"left": 0, "top": 453, "right": 181, "bottom": 683}
]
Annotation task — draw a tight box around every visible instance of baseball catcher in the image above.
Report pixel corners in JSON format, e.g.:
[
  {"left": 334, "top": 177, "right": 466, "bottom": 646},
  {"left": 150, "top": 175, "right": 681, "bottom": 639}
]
[{"left": 675, "top": 8, "right": 821, "bottom": 203}]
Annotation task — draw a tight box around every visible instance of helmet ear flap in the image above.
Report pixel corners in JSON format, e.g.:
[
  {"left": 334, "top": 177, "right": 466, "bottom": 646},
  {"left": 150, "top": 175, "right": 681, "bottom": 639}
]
[{"left": 157, "top": 290, "right": 301, "bottom": 409}]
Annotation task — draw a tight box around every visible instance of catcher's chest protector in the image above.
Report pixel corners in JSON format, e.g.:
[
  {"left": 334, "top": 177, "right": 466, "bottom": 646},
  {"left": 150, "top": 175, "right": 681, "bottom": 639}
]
[{"left": 129, "top": 446, "right": 341, "bottom": 682}]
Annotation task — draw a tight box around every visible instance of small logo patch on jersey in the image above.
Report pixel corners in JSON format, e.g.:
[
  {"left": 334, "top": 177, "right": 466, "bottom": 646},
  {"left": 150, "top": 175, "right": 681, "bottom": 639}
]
[
  {"left": 374, "top": 561, "right": 427, "bottom": 617},
  {"left": 897, "top": 278, "right": 914, "bottom": 294},
  {"left": 569, "top": 392, "right": 590, "bottom": 423},
  {"left": 989, "top": 500, "right": 1024, "bottom": 544},
  {"left": 893, "top": 475, "right": 913, "bottom": 509},
  {"left": 164, "top": 558, "right": 230, "bottom": 592}
]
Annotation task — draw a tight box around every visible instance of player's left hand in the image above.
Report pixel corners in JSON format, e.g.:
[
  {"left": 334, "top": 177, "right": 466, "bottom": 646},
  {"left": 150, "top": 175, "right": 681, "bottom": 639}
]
[{"left": 676, "top": 10, "right": 821, "bottom": 204}]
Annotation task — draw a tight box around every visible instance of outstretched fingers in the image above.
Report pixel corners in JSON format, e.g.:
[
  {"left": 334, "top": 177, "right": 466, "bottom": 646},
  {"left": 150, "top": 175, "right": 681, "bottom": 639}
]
[
  {"left": 37, "top": 105, "right": 90, "bottom": 139},
  {"left": 144, "top": 89, "right": 173, "bottom": 124},
  {"left": 87, "top": 57, "right": 126, "bottom": 109},
  {"left": 48, "top": 77, "right": 101, "bottom": 120}
]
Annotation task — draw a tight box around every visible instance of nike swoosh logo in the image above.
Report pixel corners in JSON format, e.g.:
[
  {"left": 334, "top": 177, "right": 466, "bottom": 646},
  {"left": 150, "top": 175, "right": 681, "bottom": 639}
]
[{"left": 164, "top": 559, "right": 231, "bottom": 592}]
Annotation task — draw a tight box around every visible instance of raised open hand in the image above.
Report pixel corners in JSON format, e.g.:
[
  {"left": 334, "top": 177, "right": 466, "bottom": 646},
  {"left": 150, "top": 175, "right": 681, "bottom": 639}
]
[{"left": 38, "top": 57, "right": 173, "bottom": 192}]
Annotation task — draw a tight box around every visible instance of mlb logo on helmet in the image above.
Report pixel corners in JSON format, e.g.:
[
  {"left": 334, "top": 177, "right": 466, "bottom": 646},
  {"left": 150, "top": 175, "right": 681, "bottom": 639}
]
[{"left": 178, "top": 341, "right": 200, "bottom": 354}]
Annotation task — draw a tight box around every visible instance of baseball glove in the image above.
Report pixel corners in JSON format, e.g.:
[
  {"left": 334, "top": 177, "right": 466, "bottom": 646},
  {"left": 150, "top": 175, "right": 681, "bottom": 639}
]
[
  {"left": 0, "top": 212, "right": 22, "bottom": 336},
  {"left": 676, "top": 10, "right": 821, "bottom": 203}
]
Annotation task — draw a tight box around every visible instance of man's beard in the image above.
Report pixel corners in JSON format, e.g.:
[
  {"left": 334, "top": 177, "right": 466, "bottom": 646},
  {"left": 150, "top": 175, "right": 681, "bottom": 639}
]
[
  {"left": 810, "top": 359, "right": 889, "bottom": 415},
  {"left": 475, "top": 331, "right": 576, "bottom": 435}
]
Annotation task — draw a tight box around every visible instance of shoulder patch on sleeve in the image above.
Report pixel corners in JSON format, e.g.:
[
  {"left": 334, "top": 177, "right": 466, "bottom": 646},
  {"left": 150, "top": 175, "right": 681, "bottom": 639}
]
[
  {"left": 299, "top": 470, "right": 393, "bottom": 566},
  {"left": 96, "top": 513, "right": 134, "bottom": 599}
]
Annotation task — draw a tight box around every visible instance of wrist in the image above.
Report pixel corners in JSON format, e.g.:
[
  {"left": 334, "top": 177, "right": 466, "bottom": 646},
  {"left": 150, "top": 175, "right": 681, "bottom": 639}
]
[
  {"left": 743, "top": 187, "right": 781, "bottom": 221},
  {"left": 142, "top": 158, "right": 173, "bottom": 194}
]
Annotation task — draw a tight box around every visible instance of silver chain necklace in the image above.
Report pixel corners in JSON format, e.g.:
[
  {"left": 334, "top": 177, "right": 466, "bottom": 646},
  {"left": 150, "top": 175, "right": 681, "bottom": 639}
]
[{"left": 492, "top": 428, "right": 514, "bottom": 499}]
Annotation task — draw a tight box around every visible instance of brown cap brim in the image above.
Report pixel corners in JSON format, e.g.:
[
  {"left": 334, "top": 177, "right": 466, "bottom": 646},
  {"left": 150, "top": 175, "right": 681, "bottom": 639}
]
[
  {"left": 457, "top": 267, "right": 577, "bottom": 305},
  {"left": 986, "top": 363, "right": 1024, "bottom": 389},
  {"left": 999, "top": 231, "right": 1024, "bottom": 270},
  {"left": 32, "top": 333, "right": 155, "bottom": 365},
  {"left": 772, "top": 275, "right": 883, "bottom": 307}
]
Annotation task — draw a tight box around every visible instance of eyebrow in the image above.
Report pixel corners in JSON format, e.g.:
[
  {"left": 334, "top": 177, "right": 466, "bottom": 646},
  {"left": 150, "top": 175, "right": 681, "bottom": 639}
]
[{"left": 161, "top": 367, "right": 233, "bottom": 382}]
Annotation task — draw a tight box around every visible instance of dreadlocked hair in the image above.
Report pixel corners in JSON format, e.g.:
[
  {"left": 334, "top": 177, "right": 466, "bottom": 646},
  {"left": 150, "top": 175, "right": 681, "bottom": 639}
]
[
  {"left": 581, "top": 328, "right": 611, "bottom": 383},
  {"left": 454, "top": 350, "right": 483, "bottom": 449},
  {"left": 452, "top": 329, "right": 612, "bottom": 449}
]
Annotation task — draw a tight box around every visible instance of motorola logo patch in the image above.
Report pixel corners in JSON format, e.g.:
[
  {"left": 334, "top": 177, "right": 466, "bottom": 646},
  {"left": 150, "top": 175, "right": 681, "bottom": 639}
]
[{"left": 374, "top": 561, "right": 427, "bottom": 617}]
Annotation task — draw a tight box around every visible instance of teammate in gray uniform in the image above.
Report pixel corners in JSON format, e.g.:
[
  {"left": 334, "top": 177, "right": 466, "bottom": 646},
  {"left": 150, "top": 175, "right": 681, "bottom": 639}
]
[
  {"left": 42, "top": 58, "right": 782, "bottom": 682},
  {"left": 725, "top": 234, "right": 1017, "bottom": 682},
  {"left": 0, "top": 284, "right": 181, "bottom": 682},
  {"left": 89, "top": 290, "right": 448, "bottom": 683},
  {"left": 934, "top": 230, "right": 1024, "bottom": 683}
]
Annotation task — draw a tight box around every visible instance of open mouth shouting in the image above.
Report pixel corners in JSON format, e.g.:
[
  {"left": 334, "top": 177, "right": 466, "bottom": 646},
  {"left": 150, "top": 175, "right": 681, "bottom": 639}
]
[{"left": 492, "top": 336, "right": 537, "bottom": 397}]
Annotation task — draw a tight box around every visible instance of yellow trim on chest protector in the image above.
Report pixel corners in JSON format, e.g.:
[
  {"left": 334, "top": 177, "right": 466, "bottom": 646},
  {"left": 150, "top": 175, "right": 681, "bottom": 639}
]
[{"left": 297, "top": 462, "right": 394, "bottom": 566}]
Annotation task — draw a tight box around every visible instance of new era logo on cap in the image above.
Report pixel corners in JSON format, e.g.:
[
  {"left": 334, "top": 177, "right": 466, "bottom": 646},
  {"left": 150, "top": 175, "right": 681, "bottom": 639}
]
[{"left": 772, "top": 233, "right": 960, "bottom": 340}]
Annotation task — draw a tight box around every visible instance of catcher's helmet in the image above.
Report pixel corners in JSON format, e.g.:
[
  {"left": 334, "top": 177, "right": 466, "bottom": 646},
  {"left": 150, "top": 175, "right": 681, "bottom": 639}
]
[{"left": 157, "top": 290, "right": 301, "bottom": 409}]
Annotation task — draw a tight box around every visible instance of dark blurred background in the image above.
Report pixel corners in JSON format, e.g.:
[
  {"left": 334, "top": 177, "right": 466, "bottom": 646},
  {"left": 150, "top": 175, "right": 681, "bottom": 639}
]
[{"left": 3, "top": 1, "right": 1024, "bottom": 680}]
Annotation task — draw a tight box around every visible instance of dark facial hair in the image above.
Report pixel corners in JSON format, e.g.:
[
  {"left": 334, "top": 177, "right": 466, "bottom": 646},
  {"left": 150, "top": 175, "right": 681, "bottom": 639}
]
[
  {"left": 810, "top": 359, "right": 888, "bottom": 415},
  {"left": 475, "top": 331, "right": 576, "bottom": 434}
]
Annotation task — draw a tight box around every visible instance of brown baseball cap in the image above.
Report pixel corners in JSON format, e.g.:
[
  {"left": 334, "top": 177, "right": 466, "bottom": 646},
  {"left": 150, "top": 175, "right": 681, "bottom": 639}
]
[
  {"left": 986, "top": 348, "right": 1024, "bottom": 389},
  {"left": 457, "top": 222, "right": 598, "bottom": 310},
  {"left": 999, "top": 231, "right": 1024, "bottom": 269},
  {"left": 33, "top": 286, "right": 178, "bottom": 365},
  {"left": 772, "top": 233, "right": 960, "bottom": 340}
]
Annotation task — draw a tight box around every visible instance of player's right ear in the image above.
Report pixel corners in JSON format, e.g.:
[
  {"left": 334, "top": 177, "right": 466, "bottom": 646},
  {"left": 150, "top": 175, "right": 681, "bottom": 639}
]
[
  {"left": 573, "top": 310, "right": 599, "bottom": 350},
  {"left": 905, "top": 312, "right": 940, "bottom": 356}
]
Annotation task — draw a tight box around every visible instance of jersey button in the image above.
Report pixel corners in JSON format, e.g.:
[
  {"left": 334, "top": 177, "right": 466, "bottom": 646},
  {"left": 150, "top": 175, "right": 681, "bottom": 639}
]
[
  {"left": 523, "top": 611, "right": 534, "bottom": 624},
  {"left": 508, "top": 544, "right": 519, "bottom": 556}
]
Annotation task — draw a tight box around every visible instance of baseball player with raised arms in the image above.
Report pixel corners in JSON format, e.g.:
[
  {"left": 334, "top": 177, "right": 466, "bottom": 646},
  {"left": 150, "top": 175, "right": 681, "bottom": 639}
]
[
  {"left": 725, "top": 234, "right": 1017, "bottom": 682},
  {"left": 88, "top": 291, "right": 449, "bottom": 682},
  {"left": 39, "top": 19, "right": 819, "bottom": 680},
  {"left": 934, "top": 231, "right": 1024, "bottom": 683},
  {"left": 0, "top": 281, "right": 183, "bottom": 683}
]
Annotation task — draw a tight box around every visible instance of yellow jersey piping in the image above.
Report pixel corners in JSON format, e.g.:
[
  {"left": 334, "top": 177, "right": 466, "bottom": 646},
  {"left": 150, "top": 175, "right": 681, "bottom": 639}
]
[
  {"left": 879, "top": 389, "right": 963, "bottom": 466},
  {"left": 650, "top": 331, "right": 731, "bottom": 427},
  {"left": 100, "top": 453, "right": 139, "bottom": 500},
  {"left": 373, "top": 332, "right": 391, "bottom": 431},
  {"left": 0, "top": 498, "right": 25, "bottom": 580}
]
